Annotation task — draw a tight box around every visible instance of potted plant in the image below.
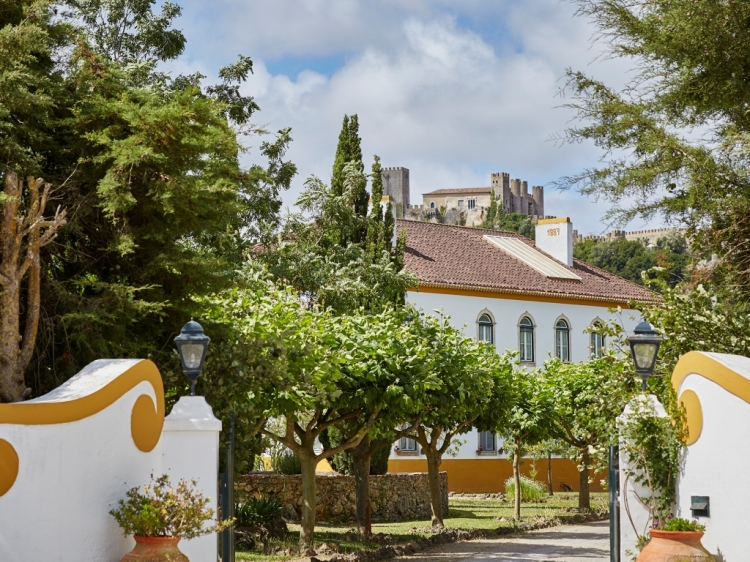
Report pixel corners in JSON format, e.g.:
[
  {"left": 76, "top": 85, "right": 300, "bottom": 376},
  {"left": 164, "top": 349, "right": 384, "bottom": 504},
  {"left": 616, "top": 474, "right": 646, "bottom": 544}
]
[
  {"left": 110, "top": 474, "right": 232, "bottom": 561},
  {"left": 637, "top": 517, "right": 713, "bottom": 561}
]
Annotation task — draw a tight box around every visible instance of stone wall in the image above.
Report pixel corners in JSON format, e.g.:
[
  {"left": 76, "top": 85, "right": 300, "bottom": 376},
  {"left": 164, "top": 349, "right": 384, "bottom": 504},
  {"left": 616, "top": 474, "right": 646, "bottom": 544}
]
[{"left": 236, "top": 472, "right": 448, "bottom": 522}]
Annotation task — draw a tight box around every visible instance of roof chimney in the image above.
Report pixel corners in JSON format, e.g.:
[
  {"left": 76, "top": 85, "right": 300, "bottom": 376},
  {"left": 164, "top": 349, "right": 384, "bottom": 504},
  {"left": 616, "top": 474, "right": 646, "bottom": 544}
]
[{"left": 535, "top": 217, "right": 574, "bottom": 267}]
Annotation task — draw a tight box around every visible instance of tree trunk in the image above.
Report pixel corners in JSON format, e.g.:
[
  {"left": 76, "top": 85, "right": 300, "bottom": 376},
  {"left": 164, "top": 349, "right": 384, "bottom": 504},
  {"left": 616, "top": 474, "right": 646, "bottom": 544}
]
[
  {"left": 547, "top": 453, "right": 553, "bottom": 496},
  {"left": 424, "top": 446, "right": 445, "bottom": 528},
  {"left": 578, "top": 448, "right": 591, "bottom": 510},
  {"left": 351, "top": 437, "right": 372, "bottom": 537},
  {"left": 513, "top": 442, "right": 521, "bottom": 520},
  {"left": 299, "top": 454, "right": 318, "bottom": 548},
  {"left": 0, "top": 172, "right": 65, "bottom": 402}
]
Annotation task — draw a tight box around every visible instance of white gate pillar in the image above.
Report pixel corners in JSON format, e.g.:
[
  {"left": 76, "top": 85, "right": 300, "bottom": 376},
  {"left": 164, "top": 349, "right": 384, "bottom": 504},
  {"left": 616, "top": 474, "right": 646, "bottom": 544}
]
[
  {"left": 162, "top": 396, "right": 222, "bottom": 562},
  {"left": 618, "top": 394, "right": 667, "bottom": 560}
]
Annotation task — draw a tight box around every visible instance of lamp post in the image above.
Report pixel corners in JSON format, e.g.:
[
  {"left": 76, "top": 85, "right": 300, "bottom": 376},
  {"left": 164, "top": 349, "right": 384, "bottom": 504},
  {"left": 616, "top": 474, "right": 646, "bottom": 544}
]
[
  {"left": 174, "top": 319, "right": 210, "bottom": 396},
  {"left": 627, "top": 320, "right": 663, "bottom": 392}
]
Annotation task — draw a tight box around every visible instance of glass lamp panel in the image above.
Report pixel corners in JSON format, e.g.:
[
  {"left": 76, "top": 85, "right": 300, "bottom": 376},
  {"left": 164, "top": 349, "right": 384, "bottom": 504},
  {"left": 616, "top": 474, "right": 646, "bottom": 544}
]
[
  {"left": 181, "top": 343, "right": 205, "bottom": 370},
  {"left": 632, "top": 342, "right": 657, "bottom": 371}
]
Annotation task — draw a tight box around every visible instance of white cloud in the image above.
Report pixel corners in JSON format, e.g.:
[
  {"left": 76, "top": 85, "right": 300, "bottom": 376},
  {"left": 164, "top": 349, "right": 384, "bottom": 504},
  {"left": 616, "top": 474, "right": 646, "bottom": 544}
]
[{"left": 173, "top": 0, "right": 664, "bottom": 234}]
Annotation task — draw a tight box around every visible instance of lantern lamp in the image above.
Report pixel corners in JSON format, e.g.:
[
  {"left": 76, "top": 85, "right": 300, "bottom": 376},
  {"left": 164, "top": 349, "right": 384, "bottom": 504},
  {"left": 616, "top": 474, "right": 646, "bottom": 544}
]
[
  {"left": 174, "top": 319, "right": 210, "bottom": 396},
  {"left": 627, "top": 320, "right": 663, "bottom": 392}
]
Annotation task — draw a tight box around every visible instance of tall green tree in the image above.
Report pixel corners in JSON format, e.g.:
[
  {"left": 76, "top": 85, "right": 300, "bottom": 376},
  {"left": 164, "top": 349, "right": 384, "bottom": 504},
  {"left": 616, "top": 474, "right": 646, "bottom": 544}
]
[
  {"left": 330, "top": 114, "right": 368, "bottom": 244},
  {"left": 405, "top": 315, "right": 515, "bottom": 528},
  {"left": 543, "top": 356, "right": 636, "bottom": 509},
  {"left": 496, "top": 368, "right": 554, "bottom": 520},
  {"left": 560, "top": 0, "right": 750, "bottom": 295},
  {"left": 0, "top": 0, "right": 295, "bottom": 396}
]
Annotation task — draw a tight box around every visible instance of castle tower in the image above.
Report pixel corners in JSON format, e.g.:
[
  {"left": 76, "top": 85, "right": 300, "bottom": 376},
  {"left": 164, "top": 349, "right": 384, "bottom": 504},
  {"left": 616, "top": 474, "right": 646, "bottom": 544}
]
[
  {"left": 381, "top": 167, "right": 410, "bottom": 217},
  {"left": 532, "top": 185, "right": 544, "bottom": 217}
]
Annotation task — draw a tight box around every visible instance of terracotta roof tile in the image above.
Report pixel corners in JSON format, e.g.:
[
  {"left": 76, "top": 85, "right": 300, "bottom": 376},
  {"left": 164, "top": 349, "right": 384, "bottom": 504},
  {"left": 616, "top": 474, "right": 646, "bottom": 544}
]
[
  {"left": 422, "top": 187, "right": 492, "bottom": 196},
  {"left": 397, "top": 220, "right": 657, "bottom": 305}
]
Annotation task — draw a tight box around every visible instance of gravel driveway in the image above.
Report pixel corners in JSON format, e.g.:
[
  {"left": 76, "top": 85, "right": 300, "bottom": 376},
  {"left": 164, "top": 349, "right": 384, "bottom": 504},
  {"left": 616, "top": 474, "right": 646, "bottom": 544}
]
[{"left": 398, "top": 521, "right": 610, "bottom": 562}]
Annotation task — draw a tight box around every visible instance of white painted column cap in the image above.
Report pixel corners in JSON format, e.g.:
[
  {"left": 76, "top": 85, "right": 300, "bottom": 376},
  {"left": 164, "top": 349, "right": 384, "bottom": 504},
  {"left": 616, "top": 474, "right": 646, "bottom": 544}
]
[{"left": 163, "top": 396, "right": 222, "bottom": 432}]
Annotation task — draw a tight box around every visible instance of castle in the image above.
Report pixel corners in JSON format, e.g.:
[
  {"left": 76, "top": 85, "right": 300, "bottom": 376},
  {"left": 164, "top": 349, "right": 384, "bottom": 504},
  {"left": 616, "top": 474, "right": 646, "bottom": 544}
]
[{"left": 381, "top": 167, "right": 544, "bottom": 227}]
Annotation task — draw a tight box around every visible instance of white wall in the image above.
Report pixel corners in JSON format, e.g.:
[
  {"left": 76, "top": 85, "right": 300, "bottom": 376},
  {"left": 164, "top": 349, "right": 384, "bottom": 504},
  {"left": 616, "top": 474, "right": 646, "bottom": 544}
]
[
  {"left": 406, "top": 290, "right": 640, "bottom": 366},
  {"left": 672, "top": 353, "right": 750, "bottom": 562},
  {"left": 0, "top": 360, "right": 222, "bottom": 562}
]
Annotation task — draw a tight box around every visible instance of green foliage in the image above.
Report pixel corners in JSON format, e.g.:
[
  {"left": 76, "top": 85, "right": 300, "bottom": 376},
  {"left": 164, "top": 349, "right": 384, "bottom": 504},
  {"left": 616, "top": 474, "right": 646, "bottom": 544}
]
[
  {"left": 640, "top": 281, "right": 750, "bottom": 371},
  {"left": 619, "top": 398, "right": 684, "bottom": 529},
  {"left": 480, "top": 192, "right": 535, "bottom": 239},
  {"left": 543, "top": 356, "right": 637, "bottom": 470},
  {"left": 657, "top": 517, "right": 705, "bottom": 532},
  {"left": 319, "top": 428, "right": 391, "bottom": 476},
  {"left": 0, "top": 0, "right": 295, "bottom": 398},
  {"left": 503, "top": 476, "right": 546, "bottom": 503},
  {"left": 70, "top": 0, "right": 187, "bottom": 64},
  {"left": 560, "top": 0, "right": 750, "bottom": 294},
  {"left": 573, "top": 236, "right": 689, "bottom": 287},
  {"left": 370, "top": 445, "right": 390, "bottom": 475},
  {"left": 109, "top": 474, "right": 231, "bottom": 538},
  {"left": 193, "top": 269, "right": 329, "bottom": 474},
  {"left": 262, "top": 139, "right": 412, "bottom": 315},
  {"left": 235, "top": 497, "right": 283, "bottom": 526},
  {"left": 275, "top": 453, "right": 302, "bottom": 475}
]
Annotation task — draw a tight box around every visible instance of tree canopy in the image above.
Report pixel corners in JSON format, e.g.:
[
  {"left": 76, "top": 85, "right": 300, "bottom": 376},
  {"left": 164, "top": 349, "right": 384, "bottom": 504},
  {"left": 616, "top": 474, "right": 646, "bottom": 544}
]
[
  {"left": 561, "top": 0, "right": 750, "bottom": 296},
  {"left": 0, "top": 0, "right": 295, "bottom": 398}
]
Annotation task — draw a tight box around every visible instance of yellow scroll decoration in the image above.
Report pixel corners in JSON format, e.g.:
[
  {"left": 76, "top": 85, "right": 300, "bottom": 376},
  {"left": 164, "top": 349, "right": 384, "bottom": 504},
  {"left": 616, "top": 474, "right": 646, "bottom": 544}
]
[
  {"left": 672, "top": 351, "right": 750, "bottom": 446},
  {"left": 0, "top": 359, "right": 164, "bottom": 497}
]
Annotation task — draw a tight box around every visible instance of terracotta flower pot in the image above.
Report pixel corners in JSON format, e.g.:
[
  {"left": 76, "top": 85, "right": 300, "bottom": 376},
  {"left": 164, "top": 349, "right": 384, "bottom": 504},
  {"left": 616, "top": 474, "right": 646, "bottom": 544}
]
[
  {"left": 120, "top": 536, "right": 189, "bottom": 562},
  {"left": 637, "top": 530, "right": 714, "bottom": 561}
]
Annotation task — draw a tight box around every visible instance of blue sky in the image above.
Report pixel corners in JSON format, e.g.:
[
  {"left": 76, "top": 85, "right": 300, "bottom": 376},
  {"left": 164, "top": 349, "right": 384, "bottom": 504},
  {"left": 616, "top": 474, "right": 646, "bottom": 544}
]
[{"left": 169, "top": 0, "right": 661, "bottom": 235}]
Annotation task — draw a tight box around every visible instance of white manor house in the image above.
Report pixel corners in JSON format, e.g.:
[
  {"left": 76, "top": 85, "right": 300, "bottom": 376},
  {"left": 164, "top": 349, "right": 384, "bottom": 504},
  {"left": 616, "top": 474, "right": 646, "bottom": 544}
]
[{"left": 387, "top": 216, "right": 654, "bottom": 493}]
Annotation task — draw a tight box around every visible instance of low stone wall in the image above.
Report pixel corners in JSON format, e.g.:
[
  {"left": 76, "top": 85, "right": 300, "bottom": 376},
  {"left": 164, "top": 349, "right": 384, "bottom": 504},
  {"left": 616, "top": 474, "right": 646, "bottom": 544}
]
[{"left": 236, "top": 472, "right": 448, "bottom": 522}]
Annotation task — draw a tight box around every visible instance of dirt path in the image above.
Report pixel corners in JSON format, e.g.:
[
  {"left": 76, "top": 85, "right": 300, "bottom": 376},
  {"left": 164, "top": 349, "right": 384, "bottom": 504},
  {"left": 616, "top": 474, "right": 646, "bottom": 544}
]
[{"left": 396, "top": 521, "right": 609, "bottom": 562}]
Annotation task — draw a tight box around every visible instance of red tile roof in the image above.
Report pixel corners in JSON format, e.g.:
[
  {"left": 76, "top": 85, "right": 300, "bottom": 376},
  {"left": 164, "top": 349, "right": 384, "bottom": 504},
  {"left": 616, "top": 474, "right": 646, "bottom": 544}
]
[
  {"left": 422, "top": 187, "right": 491, "bottom": 196},
  {"left": 397, "top": 220, "right": 657, "bottom": 305}
]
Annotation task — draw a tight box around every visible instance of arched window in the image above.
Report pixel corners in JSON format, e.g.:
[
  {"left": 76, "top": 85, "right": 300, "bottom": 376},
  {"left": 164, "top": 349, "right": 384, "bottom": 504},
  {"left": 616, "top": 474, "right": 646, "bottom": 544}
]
[
  {"left": 430, "top": 201, "right": 435, "bottom": 209},
  {"left": 555, "top": 319, "right": 570, "bottom": 362},
  {"left": 519, "top": 316, "right": 534, "bottom": 362},
  {"left": 478, "top": 313, "right": 494, "bottom": 344},
  {"left": 590, "top": 322, "right": 606, "bottom": 358}
]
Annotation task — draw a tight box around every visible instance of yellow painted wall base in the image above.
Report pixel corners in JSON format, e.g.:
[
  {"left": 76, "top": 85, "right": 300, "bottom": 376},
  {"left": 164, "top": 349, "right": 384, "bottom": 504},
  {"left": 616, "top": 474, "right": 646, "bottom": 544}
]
[{"left": 388, "top": 458, "right": 604, "bottom": 494}]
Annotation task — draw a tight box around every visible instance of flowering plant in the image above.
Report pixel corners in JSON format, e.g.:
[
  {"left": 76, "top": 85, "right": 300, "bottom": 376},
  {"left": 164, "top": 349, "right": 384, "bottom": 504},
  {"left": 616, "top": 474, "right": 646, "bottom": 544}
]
[
  {"left": 653, "top": 516, "right": 705, "bottom": 532},
  {"left": 110, "top": 474, "right": 233, "bottom": 539}
]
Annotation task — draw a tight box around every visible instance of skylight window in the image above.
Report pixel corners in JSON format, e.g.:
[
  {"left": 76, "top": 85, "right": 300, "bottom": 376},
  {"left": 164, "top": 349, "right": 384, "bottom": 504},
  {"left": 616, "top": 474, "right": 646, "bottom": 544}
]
[{"left": 483, "top": 236, "right": 581, "bottom": 280}]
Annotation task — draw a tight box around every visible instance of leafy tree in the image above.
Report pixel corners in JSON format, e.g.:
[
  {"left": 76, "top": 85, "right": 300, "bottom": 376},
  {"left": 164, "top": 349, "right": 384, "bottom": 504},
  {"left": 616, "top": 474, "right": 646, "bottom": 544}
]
[
  {"left": 319, "top": 309, "right": 433, "bottom": 537},
  {"left": 480, "top": 194, "right": 535, "bottom": 239},
  {"left": 406, "top": 316, "right": 515, "bottom": 528},
  {"left": 69, "top": 0, "right": 187, "bottom": 64},
  {"left": 573, "top": 237, "right": 689, "bottom": 287},
  {"left": 559, "top": 0, "right": 750, "bottom": 295},
  {"left": 229, "top": 303, "right": 431, "bottom": 547},
  {"left": 496, "top": 368, "right": 554, "bottom": 520},
  {"left": 543, "top": 356, "right": 636, "bottom": 509},
  {"left": 639, "top": 280, "right": 750, "bottom": 373},
  {"left": 0, "top": 0, "right": 295, "bottom": 396}
]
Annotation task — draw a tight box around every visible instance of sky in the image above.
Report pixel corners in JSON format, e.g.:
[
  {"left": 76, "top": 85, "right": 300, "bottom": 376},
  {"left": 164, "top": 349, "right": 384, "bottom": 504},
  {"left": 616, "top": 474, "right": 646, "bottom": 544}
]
[{"left": 168, "top": 0, "right": 661, "bottom": 235}]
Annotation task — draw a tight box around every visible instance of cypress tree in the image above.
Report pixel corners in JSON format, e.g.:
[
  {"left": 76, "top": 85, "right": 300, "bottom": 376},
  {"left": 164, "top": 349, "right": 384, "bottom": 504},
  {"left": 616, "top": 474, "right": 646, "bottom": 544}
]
[{"left": 331, "top": 115, "right": 351, "bottom": 197}]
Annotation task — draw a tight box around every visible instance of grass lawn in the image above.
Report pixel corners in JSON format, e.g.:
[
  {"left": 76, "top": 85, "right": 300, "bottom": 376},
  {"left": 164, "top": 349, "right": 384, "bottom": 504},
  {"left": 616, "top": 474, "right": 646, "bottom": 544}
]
[{"left": 236, "top": 492, "right": 608, "bottom": 562}]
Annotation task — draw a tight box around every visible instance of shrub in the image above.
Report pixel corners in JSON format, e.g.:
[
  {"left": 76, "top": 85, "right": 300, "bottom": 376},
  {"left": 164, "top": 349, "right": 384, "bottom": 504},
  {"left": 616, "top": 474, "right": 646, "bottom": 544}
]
[
  {"left": 235, "top": 496, "right": 283, "bottom": 526},
  {"left": 656, "top": 517, "right": 706, "bottom": 532},
  {"left": 276, "top": 452, "right": 301, "bottom": 475},
  {"left": 504, "top": 476, "right": 546, "bottom": 502},
  {"left": 370, "top": 445, "right": 390, "bottom": 475},
  {"left": 110, "top": 475, "right": 232, "bottom": 538}
]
